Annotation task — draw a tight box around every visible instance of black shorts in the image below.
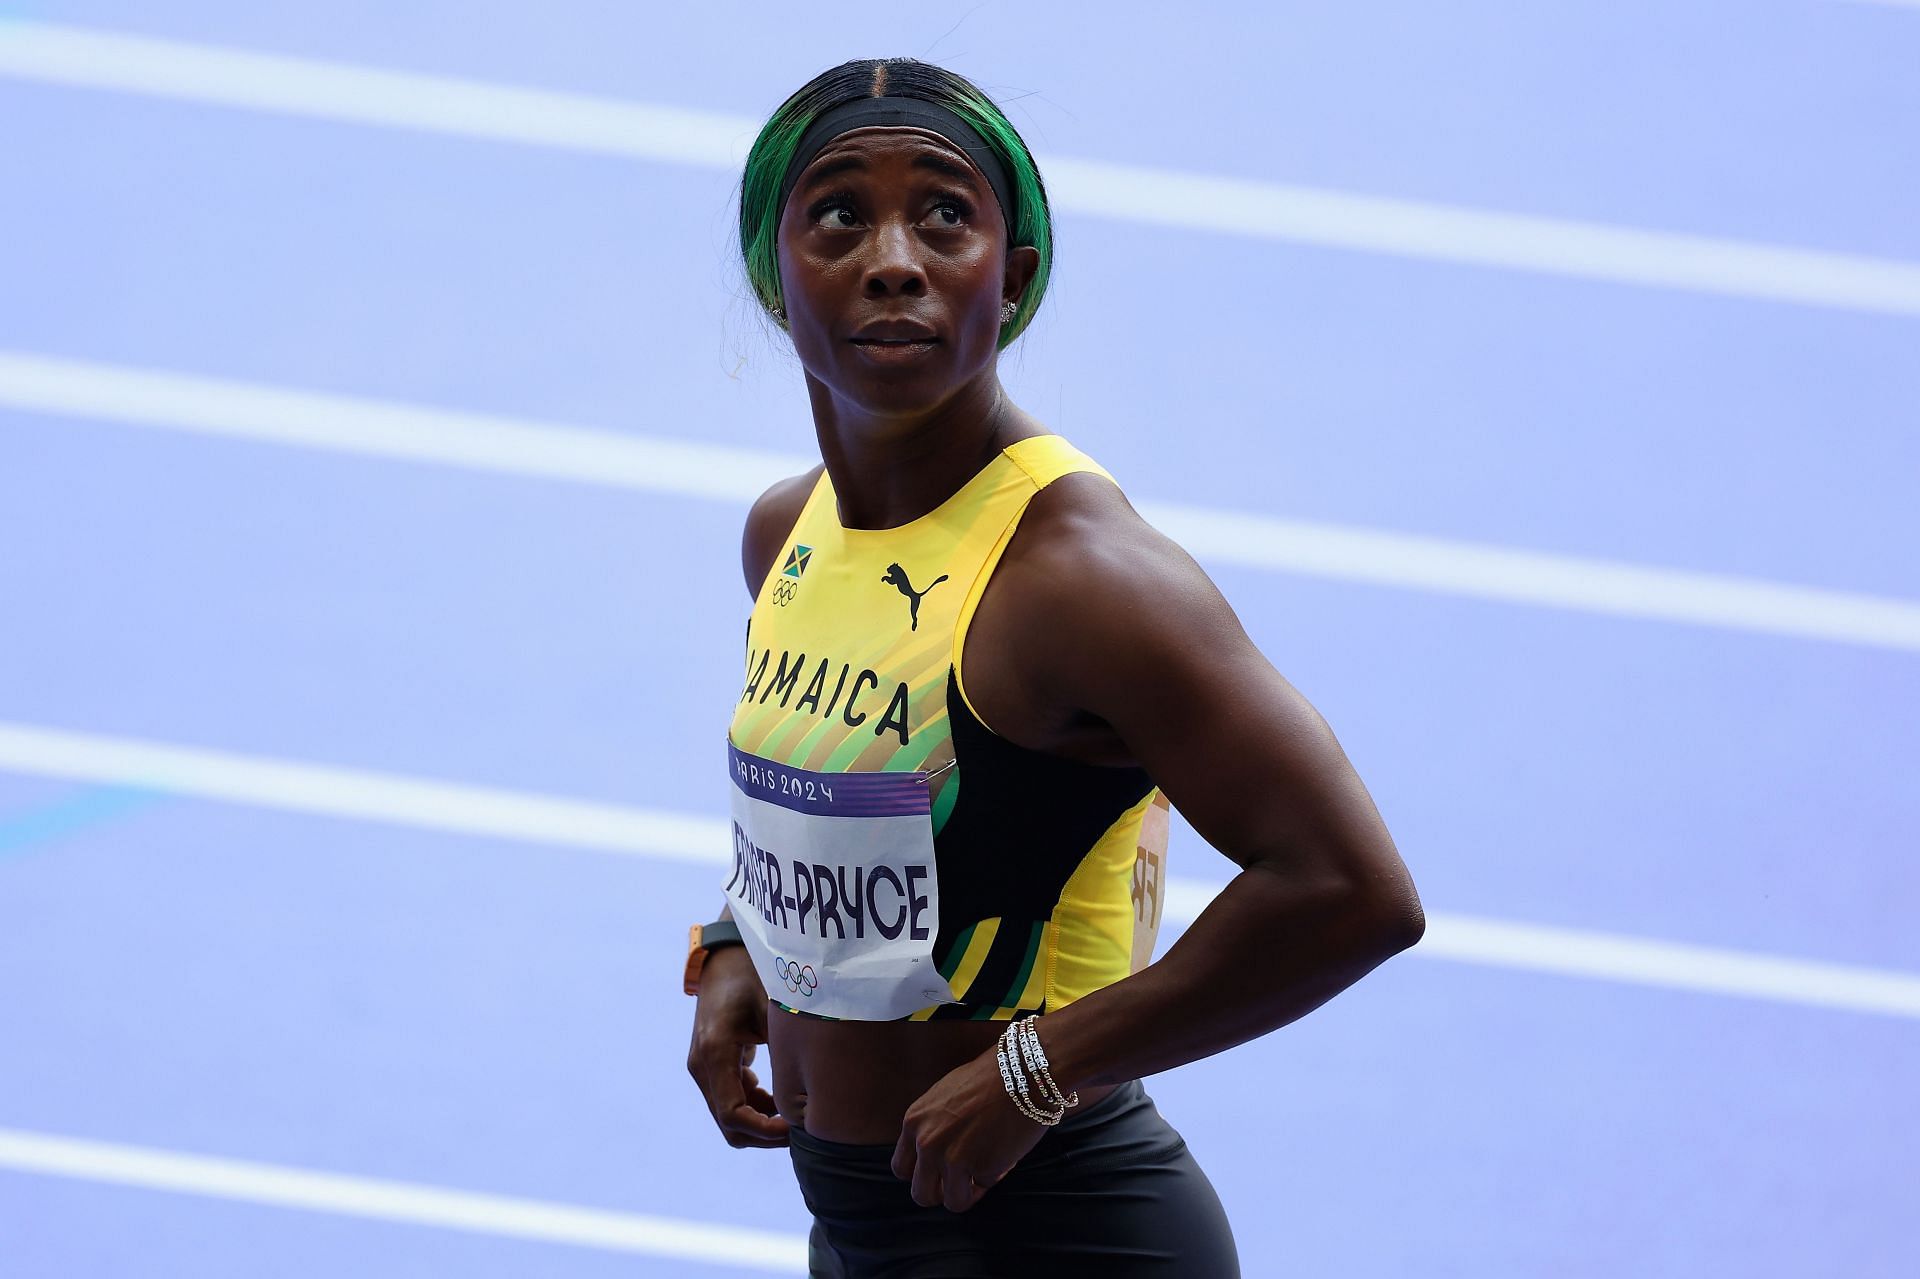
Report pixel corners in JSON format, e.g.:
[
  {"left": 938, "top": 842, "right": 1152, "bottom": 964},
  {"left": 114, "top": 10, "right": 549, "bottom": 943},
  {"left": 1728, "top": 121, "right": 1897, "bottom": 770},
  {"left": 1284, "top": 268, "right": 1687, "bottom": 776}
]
[{"left": 789, "top": 1080, "right": 1240, "bottom": 1278}]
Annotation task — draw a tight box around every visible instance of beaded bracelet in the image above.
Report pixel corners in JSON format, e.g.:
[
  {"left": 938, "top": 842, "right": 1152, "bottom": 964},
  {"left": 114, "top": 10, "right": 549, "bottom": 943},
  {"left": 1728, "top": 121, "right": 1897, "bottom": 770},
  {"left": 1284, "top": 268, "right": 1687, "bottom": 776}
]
[
  {"left": 994, "top": 1017, "right": 1078, "bottom": 1126},
  {"left": 996, "top": 1024, "right": 1062, "bottom": 1125},
  {"left": 1014, "top": 1018, "right": 1079, "bottom": 1113}
]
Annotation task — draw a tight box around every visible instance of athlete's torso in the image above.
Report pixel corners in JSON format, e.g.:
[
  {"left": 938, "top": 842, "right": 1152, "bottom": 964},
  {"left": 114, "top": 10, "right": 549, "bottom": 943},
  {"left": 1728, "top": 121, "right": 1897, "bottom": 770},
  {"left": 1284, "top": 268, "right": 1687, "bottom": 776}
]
[{"left": 724, "top": 434, "right": 1170, "bottom": 1031}]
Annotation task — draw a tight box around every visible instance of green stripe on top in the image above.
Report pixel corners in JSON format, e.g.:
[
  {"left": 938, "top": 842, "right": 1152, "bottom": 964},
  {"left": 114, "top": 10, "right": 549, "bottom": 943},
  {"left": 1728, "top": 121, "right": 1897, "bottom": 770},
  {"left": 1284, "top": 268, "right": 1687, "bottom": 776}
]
[
  {"left": 937, "top": 921, "right": 979, "bottom": 982},
  {"left": 965, "top": 921, "right": 1045, "bottom": 1019},
  {"left": 930, "top": 767, "right": 960, "bottom": 836},
  {"left": 999, "top": 921, "right": 1045, "bottom": 1011},
  {"left": 790, "top": 694, "right": 862, "bottom": 771},
  {"left": 876, "top": 667, "right": 956, "bottom": 770},
  {"left": 777, "top": 1002, "right": 839, "bottom": 1021},
  {"left": 745, "top": 707, "right": 812, "bottom": 765},
  {"left": 821, "top": 719, "right": 878, "bottom": 773},
  {"left": 949, "top": 917, "right": 1044, "bottom": 1017}
]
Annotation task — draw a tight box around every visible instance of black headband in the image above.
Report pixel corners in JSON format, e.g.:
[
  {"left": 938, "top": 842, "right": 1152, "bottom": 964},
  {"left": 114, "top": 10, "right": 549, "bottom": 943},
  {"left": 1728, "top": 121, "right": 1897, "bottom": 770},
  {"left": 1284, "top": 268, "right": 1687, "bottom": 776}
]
[{"left": 776, "top": 96, "right": 1018, "bottom": 237}]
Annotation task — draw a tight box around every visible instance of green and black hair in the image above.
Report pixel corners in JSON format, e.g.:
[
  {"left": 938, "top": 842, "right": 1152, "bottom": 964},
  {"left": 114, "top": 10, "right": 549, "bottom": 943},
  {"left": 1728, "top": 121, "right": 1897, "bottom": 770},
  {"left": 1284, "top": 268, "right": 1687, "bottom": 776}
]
[{"left": 738, "top": 59, "right": 1053, "bottom": 351}]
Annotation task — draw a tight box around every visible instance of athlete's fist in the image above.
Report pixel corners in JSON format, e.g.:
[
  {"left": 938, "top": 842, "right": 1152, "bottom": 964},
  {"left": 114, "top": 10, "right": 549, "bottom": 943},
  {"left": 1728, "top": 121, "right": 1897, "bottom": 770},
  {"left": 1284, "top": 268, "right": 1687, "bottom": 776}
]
[
  {"left": 891, "top": 1047, "right": 1047, "bottom": 1212},
  {"left": 687, "top": 946, "right": 790, "bottom": 1148}
]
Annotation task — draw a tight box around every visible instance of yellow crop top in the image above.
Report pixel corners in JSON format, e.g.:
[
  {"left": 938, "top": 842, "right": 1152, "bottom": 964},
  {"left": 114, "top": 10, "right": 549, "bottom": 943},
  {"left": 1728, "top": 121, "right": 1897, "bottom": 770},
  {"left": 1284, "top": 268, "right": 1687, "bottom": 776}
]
[{"left": 726, "top": 434, "right": 1169, "bottom": 1021}]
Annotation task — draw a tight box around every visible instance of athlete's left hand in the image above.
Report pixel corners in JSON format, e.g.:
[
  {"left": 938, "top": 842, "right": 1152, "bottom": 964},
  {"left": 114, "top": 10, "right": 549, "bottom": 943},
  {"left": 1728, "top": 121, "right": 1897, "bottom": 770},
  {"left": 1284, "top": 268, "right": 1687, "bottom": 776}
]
[{"left": 891, "top": 1048, "right": 1047, "bottom": 1212}]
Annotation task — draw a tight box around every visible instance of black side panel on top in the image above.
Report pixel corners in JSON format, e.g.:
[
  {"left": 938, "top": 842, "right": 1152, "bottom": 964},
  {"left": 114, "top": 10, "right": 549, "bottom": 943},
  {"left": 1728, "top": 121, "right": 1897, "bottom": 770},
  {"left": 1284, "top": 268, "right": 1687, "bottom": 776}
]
[{"left": 932, "top": 668, "right": 1155, "bottom": 968}]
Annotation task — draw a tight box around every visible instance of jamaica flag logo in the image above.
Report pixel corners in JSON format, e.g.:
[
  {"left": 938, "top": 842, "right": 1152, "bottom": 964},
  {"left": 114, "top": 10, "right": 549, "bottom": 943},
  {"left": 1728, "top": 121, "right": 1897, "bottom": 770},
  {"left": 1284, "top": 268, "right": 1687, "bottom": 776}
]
[{"left": 781, "top": 544, "right": 812, "bottom": 579}]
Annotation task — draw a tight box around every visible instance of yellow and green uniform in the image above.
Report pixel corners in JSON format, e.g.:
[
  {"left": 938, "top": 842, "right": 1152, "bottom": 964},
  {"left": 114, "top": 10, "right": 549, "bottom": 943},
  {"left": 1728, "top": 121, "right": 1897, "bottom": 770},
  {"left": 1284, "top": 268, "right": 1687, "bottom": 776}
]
[{"left": 727, "top": 434, "right": 1169, "bottom": 1021}]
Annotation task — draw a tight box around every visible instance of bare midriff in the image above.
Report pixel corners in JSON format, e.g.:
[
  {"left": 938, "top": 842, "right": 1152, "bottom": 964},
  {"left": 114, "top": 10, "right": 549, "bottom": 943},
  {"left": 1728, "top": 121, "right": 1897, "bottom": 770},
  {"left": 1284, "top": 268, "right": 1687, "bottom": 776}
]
[{"left": 768, "top": 1003, "right": 1117, "bottom": 1144}]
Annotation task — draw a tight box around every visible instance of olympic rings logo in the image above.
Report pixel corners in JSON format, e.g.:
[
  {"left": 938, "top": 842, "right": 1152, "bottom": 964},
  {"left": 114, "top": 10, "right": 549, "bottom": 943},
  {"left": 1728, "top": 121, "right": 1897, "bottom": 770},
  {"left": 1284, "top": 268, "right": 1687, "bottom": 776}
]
[{"left": 774, "top": 956, "right": 818, "bottom": 997}]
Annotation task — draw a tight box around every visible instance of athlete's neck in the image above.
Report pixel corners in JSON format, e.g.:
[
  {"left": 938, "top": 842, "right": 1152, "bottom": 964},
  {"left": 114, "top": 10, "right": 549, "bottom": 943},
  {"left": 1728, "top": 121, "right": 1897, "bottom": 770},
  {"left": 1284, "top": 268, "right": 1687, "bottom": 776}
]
[{"left": 805, "top": 369, "right": 1043, "bottom": 531}]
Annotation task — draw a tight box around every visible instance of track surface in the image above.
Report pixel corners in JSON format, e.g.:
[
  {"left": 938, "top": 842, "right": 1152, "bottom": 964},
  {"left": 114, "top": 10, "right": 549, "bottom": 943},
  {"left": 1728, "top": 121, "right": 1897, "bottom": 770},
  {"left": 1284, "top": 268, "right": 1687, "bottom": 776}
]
[{"left": 2, "top": 4, "right": 1916, "bottom": 1276}]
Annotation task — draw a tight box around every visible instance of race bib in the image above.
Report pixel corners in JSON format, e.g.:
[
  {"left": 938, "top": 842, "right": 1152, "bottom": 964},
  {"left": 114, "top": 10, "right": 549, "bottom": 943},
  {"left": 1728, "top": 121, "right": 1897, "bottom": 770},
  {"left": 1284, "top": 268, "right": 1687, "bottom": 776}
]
[{"left": 724, "top": 740, "right": 957, "bottom": 1020}]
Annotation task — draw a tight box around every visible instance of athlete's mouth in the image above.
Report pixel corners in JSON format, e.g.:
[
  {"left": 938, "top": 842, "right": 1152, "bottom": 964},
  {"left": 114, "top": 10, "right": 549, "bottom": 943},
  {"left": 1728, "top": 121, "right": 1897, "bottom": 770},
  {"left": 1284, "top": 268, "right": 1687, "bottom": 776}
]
[{"left": 850, "top": 320, "right": 940, "bottom": 345}]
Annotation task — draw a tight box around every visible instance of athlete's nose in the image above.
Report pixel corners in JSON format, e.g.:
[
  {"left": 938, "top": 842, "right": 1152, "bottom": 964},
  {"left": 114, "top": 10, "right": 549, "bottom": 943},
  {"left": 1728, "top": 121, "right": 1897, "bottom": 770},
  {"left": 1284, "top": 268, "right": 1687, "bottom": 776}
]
[{"left": 862, "top": 217, "right": 926, "bottom": 298}]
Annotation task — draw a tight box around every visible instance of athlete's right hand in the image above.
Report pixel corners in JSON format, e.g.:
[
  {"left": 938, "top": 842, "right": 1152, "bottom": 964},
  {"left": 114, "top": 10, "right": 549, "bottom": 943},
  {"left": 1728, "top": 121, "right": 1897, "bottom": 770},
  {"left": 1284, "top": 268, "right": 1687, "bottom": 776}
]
[{"left": 687, "top": 946, "right": 790, "bottom": 1148}]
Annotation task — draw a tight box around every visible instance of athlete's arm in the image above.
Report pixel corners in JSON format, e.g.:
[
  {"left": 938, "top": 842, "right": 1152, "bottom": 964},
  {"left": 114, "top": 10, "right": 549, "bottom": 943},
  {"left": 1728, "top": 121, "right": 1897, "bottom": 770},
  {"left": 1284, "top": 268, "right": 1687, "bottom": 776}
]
[
  {"left": 988, "top": 474, "right": 1425, "bottom": 1089},
  {"left": 889, "top": 473, "right": 1423, "bottom": 1209},
  {"left": 686, "top": 939, "right": 786, "bottom": 1147},
  {"left": 684, "top": 472, "right": 822, "bottom": 1149}
]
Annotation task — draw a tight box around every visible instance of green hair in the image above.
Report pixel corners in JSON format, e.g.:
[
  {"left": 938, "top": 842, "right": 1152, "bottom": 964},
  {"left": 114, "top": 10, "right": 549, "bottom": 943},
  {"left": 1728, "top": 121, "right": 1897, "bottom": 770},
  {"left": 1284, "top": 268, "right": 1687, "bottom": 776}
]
[{"left": 738, "top": 59, "right": 1054, "bottom": 352}]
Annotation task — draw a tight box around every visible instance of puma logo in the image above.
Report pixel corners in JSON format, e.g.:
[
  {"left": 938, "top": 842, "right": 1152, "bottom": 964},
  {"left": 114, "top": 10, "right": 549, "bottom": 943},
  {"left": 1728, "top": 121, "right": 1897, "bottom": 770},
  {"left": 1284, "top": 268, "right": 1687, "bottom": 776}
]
[{"left": 881, "top": 563, "right": 948, "bottom": 631}]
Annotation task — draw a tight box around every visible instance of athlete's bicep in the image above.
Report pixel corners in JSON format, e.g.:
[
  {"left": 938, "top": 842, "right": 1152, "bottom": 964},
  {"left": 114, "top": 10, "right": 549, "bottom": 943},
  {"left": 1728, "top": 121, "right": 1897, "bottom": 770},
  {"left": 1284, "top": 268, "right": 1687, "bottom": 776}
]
[{"left": 1034, "top": 517, "right": 1410, "bottom": 899}]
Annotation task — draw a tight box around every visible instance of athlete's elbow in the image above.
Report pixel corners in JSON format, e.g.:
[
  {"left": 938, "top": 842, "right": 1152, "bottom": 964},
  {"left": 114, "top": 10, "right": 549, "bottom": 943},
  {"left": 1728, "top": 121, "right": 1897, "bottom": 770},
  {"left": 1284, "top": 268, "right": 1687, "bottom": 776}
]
[
  {"left": 1304, "top": 860, "right": 1423, "bottom": 964},
  {"left": 1382, "top": 892, "right": 1426, "bottom": 955},
  {"left": 1242, "top": 850, "right": 1423, "bottom": 960},
  {"left": 1358, "top": 874, "right": 1425, "bottom": 959}
]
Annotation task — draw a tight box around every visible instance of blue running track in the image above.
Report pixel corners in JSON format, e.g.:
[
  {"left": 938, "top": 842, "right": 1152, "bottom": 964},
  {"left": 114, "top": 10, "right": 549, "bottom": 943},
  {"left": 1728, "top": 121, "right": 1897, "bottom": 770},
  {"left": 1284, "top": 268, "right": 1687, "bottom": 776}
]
[{"left": 2, "top": 4, "right": 1916, "bottom": 1275}]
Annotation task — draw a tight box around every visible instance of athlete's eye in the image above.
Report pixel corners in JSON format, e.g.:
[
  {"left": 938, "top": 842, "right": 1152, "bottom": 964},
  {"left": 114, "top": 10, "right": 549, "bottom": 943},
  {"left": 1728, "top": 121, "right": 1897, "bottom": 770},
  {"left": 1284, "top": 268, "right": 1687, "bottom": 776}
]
[
  {"left": 809, "top": 193, "right": 861, "bottom": 230},
  {"left": 924, "top": 197, "right": 972, "bottom": 228}
]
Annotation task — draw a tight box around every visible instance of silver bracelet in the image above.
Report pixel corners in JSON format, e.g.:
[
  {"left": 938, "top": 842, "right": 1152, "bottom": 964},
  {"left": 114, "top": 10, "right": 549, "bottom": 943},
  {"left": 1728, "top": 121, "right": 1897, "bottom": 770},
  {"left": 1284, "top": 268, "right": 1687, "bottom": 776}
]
[
  {"left": 1001, "top": 1027, "right": 1054, "bottom": 1123},
  {"left": 998, "top": 1041, "right": 1060, "bottom": 1126},
  {"left": 996, "top": 1025, "right": 1063, "bottom": 1126},
  {"left": 1014, "top": 1018, "right": 1079, "bottom": 1112}
]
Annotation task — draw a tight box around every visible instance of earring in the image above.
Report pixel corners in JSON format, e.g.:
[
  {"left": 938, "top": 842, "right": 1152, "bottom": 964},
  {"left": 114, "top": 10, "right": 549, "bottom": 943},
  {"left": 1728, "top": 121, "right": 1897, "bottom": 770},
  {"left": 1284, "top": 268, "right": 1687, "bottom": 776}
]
[
  {"left": 1000, "top": 300, "right": 1018, "bottom": 323},
  {"left": 772, "top": 305, "right": 786, "bottom": 322}
]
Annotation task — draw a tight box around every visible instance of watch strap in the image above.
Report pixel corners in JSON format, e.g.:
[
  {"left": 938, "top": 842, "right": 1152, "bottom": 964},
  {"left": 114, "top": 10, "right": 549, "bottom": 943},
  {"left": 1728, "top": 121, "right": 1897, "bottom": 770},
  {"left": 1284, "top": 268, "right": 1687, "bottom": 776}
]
[{"left": 683, "top": 919, "right": 746, "bottom": 996}]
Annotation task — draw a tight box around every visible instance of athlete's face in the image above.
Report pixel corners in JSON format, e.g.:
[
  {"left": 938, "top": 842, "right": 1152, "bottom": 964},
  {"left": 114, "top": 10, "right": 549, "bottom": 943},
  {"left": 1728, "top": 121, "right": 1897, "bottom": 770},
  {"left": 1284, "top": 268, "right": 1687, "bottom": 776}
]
[{"left": 776, "top": 127, "right": 1038, "bottom": 416}]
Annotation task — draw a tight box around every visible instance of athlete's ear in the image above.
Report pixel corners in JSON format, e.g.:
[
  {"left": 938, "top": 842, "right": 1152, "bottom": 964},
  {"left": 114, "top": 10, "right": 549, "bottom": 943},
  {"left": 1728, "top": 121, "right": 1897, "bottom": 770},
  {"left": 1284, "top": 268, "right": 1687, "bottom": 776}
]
[{"left": 1003, "top": 245, "right": 1040, "bottom": 310}]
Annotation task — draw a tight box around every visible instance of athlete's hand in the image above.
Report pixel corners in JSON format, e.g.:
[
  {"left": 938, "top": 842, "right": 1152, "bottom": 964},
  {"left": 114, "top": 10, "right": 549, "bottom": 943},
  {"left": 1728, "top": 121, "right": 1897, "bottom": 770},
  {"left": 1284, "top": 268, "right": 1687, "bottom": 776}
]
[
  {"left": 687, "top": 946, "right": 790, "bottom": 1148},
  {"left": 891, "top": 1047, "right": 1047, "bottom": 1212}
]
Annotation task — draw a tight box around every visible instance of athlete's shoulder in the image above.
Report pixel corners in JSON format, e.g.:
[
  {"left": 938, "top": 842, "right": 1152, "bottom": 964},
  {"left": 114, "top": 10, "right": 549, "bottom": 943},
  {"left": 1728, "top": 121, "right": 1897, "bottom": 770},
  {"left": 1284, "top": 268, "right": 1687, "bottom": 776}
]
[
  {"left": 742, "top": 467, "right": 825, "bottom": 597},
  {"left": 967, "top": 449, "right": 1245, "bottom": 746},
  {"left": 1000, "top": 456, "right": 1228, "bottom": 641},
  {"left": 1011, "top": 459, "right": 1180, "bottom": 578}
]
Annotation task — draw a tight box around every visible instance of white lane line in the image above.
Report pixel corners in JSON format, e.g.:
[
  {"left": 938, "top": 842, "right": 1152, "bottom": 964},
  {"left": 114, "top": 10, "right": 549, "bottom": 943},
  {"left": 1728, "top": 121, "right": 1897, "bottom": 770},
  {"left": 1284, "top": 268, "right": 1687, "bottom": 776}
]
[
  {"left": 1167, "top": 879, "right": 1920, "bottom": 1021},
  {"left": 1042, "top": 155, "right": 1920, "bottom": 317},
  {"left": 0, "top": 717, "right": 727, "bottom": 866},
  {"left": 0, "top": 351, "right": 804, "bottom": 505},
  {"left": 6, "top": 349, "right": 1918, "bottom": 654},
  {"left": 1417, "top": 913, "right": 1920, "bottom": 1019},
  {"left": 2, "top": 23, "right": 1917, "bottom": 317},
  {"left": 1130, "top": 502, "right": 1920, "bottom": 653},
  {"left": 0, "top": 20, "right": 755, "bottom": 166},
  {"left": 0, "top": 1128, "right": 806, "bottom": 1272},
  {"left": 3, "top": 720, "right": 1918, "bottom": 1022}
]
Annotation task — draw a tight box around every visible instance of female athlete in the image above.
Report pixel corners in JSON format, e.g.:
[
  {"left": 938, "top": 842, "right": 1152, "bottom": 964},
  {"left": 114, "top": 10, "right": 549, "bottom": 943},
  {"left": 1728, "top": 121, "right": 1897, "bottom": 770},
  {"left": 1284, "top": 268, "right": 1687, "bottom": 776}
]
[{"left": 684, "top": 57, "right": 1425, "bottom": 1278}]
